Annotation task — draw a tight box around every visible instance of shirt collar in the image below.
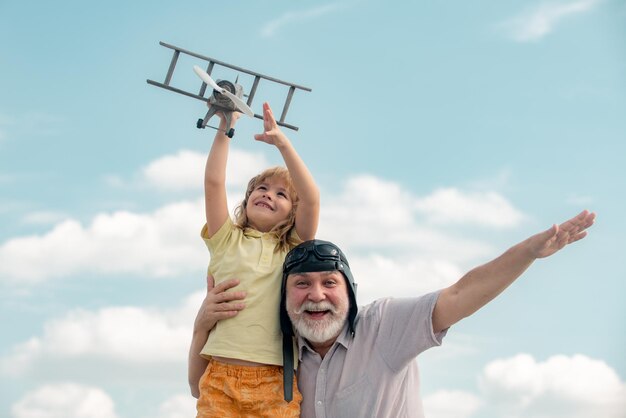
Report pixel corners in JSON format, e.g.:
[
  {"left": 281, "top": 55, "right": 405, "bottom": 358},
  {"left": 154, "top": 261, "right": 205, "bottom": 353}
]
[{"left": 242, "top": 227, "right": 277, "bottom": 240}]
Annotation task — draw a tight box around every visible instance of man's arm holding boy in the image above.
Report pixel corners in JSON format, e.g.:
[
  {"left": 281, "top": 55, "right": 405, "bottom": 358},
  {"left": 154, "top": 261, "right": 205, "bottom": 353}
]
[{"left": 188, "top": 277, "right": 246, "bottom": 398}]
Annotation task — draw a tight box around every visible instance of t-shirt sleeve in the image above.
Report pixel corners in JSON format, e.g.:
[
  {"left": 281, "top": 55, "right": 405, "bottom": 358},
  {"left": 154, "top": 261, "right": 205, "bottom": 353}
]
[
  {"left": 200, "top": 217, "right": 233, "bottom": 255},
  {"left": 375, "top": 291, "right": 447, "bottom": 371},
  {"left": 289, "top": 226, "right": 303, "bottom": 245}
]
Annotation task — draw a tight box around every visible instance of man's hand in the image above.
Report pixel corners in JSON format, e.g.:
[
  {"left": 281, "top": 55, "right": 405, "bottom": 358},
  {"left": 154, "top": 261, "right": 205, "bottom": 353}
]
[
  {"left": 189, "top": 276, "right": 245, "bottom": 398},
  {"left": 193, "top": 275, "right": 246, "bottom": 333},
  {"left": 525, "top": 210, "right": 596, "bottom": 259}
]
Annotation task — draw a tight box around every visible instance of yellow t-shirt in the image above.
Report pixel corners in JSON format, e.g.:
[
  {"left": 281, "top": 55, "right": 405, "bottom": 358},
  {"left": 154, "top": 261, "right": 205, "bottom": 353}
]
[{"left": 199, "top": 217, "right": 300, "bottom": 366}]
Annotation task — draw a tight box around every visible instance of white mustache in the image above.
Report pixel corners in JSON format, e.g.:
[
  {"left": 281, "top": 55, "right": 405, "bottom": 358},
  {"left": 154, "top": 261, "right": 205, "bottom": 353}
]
[{"left": 293, "top": 301, "right": 339, "bottom": 315}]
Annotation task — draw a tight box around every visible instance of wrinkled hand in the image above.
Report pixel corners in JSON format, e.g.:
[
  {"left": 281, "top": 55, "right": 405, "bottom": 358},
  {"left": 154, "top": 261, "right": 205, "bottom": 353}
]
[
  {"left": 526, "top": 210, "right": 596, "bottom": 259},
  {"left": 194, "top": 275, "right": 246, "bottom": 332},
  {"left": 254, "top": 102, "right": 287, "bottom": 146}
]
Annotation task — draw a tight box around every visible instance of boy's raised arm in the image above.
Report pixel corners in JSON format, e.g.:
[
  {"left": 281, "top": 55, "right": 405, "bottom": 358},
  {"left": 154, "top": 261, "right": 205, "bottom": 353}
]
[
  {"left": 204, "top": 111, "right": 239, "bottom": 237},
  {"left": 254, "top": 102, "right": 320, "bottom": 241}
]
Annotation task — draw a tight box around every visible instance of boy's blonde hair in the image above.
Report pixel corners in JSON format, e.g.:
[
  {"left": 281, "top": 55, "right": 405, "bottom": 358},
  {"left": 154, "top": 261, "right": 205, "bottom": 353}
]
[{"left": 233, "top": 166, "right": 300, "bottom": 252}]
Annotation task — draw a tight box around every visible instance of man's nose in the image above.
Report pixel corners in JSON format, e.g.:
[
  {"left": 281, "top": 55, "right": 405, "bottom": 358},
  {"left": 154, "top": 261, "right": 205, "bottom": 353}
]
[{"left": 308, "top": 284, "right": 326, "bottom": 302}]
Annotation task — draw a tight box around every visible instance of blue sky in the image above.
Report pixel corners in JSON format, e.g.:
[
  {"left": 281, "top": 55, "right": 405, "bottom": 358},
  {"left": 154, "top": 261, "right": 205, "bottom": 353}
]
[{"left": 1, "top": 1, "right": 625, "bottom": 417}]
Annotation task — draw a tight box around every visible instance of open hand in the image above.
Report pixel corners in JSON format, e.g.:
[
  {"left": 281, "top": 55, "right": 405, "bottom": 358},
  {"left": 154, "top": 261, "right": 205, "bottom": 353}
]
[
  {"left": 254, "top": 102, "right": 287, "bottom": 146},
  {"left": 527, "top": 210, "right": 596, "bottom": 259}
]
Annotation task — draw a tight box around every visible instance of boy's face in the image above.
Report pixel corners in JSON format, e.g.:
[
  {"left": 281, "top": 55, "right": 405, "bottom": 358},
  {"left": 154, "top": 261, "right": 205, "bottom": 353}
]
[{"left": 245, "top": 176, "right": 293, "bottom": 232}]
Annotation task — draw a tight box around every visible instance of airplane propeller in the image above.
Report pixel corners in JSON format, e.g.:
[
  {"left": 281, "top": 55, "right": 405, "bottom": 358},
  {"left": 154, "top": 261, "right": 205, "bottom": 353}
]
[{"left": 193, "top": 65, "right": 254, "bottom": 117}]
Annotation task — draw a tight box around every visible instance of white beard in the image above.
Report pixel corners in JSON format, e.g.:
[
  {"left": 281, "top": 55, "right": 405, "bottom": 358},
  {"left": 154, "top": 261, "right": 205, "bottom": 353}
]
[{"left": 287, "top": 300, "right": 348, "bottom": 343}]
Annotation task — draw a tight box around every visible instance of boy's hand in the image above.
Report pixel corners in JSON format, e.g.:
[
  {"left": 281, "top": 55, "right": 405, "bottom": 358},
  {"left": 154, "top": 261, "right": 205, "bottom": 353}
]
[
  {"left": 254, "top": 102, "right": 288, "bottom": 147},
  {"left": 207, "top": 103, "right": 241, "bottom": 128}
]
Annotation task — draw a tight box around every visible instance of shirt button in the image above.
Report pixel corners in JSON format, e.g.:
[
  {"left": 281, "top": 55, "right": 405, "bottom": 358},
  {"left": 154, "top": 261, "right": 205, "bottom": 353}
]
[{"left": 316, "top": 401, "right": 323, "bottom": 406}]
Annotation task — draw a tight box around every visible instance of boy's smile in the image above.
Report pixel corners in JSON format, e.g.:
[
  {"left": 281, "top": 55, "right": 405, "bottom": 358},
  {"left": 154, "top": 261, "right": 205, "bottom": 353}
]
[{"left": 246, "top": 176, "right": 293, "bottom": 232}]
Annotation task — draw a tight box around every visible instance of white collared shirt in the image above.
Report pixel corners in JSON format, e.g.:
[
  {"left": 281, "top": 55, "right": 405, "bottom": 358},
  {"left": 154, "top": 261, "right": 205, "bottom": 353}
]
[{"left": 296, "top": 292, "right": 446, "bottom": 418}]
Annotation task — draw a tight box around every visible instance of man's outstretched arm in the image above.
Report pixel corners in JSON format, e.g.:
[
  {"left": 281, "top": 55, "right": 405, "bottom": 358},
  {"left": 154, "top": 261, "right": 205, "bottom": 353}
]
[{"left": 432, "top": 210, "right": 596, "bottom": 334}]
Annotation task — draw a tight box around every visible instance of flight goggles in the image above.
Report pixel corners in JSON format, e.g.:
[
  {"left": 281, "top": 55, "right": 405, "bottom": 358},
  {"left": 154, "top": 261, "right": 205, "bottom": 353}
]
[{"left": 283, "top": 240, "right": 349, "bottom": 275}]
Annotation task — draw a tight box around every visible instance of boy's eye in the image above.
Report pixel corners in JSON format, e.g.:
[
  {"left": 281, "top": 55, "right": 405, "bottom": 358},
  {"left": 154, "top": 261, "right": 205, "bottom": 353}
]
[{"left": 278, "top": 192, "right": 287, "bottom": 198}]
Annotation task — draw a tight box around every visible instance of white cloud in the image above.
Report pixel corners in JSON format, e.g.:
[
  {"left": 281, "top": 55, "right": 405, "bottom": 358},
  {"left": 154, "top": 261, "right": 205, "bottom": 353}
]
[
  {"left": 414, "top": 187, "right": 525, "bottom": 227},
  {"left": 423, "top": 390, "right": 483, "bottom": 418},
  {"left": 0, "top": 172, "right": 523, "bottom": 285},
  {"left": 0, "top": 200, "right": 207, "bottom": 283},
  {"left": 157, "top": 394, "right": 197, "bottom": 418},
  {"left": 318, "top": 175, "right": 505, "bottom": 257},
  {"left": 3, "top": 253, "right": 456, "bottom": 380},
  {"left": 352, "top": 254, "right": 464, "bottom": 305},
  {"left": 314, "top": 175, "right": 523, "bottom": 302},
  {"left": 261, "top": 3, "right": 344, "bottom": 38},
  {"left": 6, "top": 296, "right": 625, "bottom": 418},
  {"left": 422, "top": 353, "right": 626, "bottom": 418},
  {"left": 142, "top": 150, "right": 205, "bottom": 190},
  {"left": 479, "top": 353, "right": 626, "bottom": 418},
  {"left": 141, "top": 148, "right": 269, "bottom": 191},
  {"left": 11, "top": 382, "right": 119, "bottom": 418},
  {"left": 1, "top": 291, "right": 203, "bottom": 377},
  {"left": 500, "top": 0, "right": 601, "bottom": 42}
]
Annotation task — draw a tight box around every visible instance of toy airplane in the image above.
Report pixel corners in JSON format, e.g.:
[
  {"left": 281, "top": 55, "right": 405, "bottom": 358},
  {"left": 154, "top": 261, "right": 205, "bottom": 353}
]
[
  {"left": 147, "top": 41, "right": 312, "bottom": 138},
  {"left": 192, "top": 65, "right": 253, "bottom": 137}
]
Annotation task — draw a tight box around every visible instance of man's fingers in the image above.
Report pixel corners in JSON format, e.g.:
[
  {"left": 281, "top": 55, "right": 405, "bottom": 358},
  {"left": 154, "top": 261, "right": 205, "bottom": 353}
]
[
  {"left": 210, "top": 278, "right": 246, "bottom": 304},
  {"left": 214, "top": 301, "right": 245, "bottom": 312},
  {"left": 540, "top": 224, "right": 558, "bottom": 241},
  {"left": 568, "top": 230, "right": 588, "bottom": 245},
  {"left": 206, "top": 274, "right": 215, "bottom": 291},
  {"left": 558, "top": 210, "right": 595, "bottom": 238},
  {"left": 213, "top": 310, "right": 241, "bottom": 320},
  {"left": 562, "top": 210, "right": 594, "bottom": 229},
  {"left": 212, "top": 278, "right": 241, "bottom": 293},
  {"left": 214, "top": 290, "right": 246, "bottom": 303}
]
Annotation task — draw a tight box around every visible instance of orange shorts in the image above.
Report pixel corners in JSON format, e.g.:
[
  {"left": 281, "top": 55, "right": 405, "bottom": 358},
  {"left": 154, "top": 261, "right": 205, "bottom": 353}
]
[{"left": 196, "top": 358, "right": 302, "bottom": 418}]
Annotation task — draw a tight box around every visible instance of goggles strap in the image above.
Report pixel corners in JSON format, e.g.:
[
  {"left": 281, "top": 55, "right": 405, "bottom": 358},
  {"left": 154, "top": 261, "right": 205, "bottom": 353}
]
[{"left": 282, "top": 335, "right": 294, "bottom": 402}]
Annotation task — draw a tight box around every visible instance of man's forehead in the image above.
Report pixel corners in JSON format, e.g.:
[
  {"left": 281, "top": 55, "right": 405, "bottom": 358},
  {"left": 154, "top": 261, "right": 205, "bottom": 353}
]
[{"left": 287, "top": 270, "right": 341, "bottom": 279}]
